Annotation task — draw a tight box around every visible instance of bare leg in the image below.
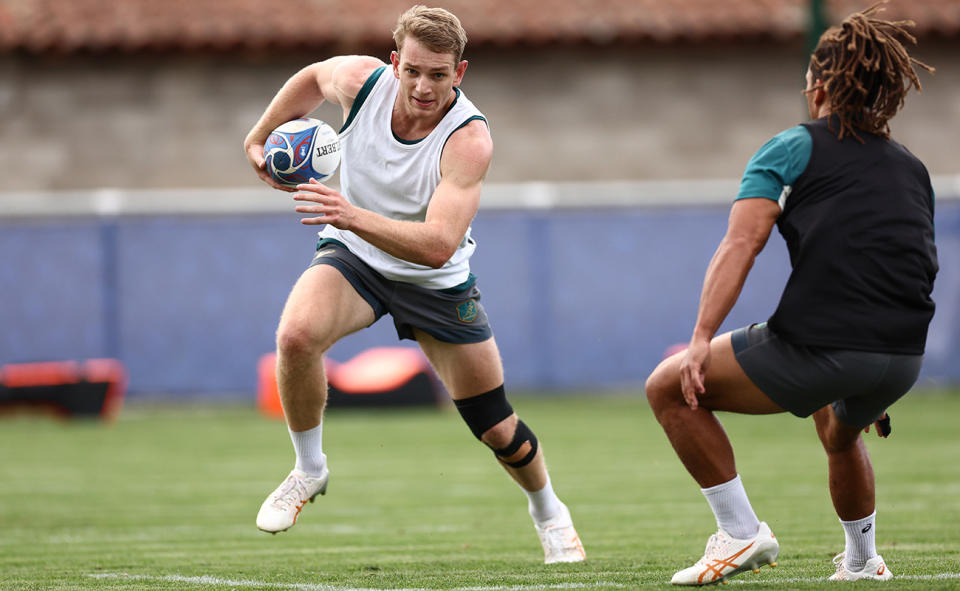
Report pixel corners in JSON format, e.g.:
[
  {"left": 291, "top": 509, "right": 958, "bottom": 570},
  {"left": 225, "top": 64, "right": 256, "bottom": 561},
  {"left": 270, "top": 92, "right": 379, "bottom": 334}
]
[
  {"left": 414, "top": 330, "right": 547, "bottom": 491},
  {"left": 275, "top": 265, "right": 375, "bottom": 431},
  {"left": 416, "top": 330, "right": 584, "bottom": 563},
  {"left": 647, "top": 333, "right": 783, "bottom": 583},
  {"left": 813, "top": 406, "right": 875, "bottom": 520},
  {"left": 813, "top": 405, "right": 885, "bottom": 575},
  {"left": 256, "top": 265, "right": 375, "bottom": 533},
  {"left": 645, "top": 333, "right": 784, "bottom": 488}
]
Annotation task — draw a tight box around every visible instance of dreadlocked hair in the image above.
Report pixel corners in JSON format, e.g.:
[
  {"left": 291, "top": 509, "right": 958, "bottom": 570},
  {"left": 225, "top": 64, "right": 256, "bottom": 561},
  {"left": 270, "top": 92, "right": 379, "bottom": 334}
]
[{"left": 808, "top": 1, "right": 934, "bottom": 141}]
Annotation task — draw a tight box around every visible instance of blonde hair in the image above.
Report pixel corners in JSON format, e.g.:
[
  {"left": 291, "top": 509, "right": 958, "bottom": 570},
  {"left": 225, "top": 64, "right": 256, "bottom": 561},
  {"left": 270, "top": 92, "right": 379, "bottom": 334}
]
[
  {"left": 808, "top": 1, "right": 933, "bottom": 141},
  {"left": 392, "top": 5, "right": 467, "bottom": 63}
]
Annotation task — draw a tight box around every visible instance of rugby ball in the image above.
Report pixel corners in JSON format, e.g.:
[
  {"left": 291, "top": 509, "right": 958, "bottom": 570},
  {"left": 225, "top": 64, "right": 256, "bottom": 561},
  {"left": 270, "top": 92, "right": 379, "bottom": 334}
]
[{"left": 264, "top": 118, "right": 340, "bottom": 186}]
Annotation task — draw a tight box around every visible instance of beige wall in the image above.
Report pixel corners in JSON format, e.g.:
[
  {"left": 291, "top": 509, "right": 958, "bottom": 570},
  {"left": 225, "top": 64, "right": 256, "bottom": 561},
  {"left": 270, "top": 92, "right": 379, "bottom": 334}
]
[{"left": 0, "top": 41, "right": 956, "bottom": 193}]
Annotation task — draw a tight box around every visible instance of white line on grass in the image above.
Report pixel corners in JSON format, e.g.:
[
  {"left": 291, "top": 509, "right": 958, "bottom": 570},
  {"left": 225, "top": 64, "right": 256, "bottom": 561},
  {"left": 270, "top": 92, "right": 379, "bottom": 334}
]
[
  {"left": 728, "top": 573, "right": 960, "bottom": 584},
  {"left": 87, "top": 572, "right": 960, "bottom": 589},
  {"left": 86, "top": 573, "right": 628, "bottom": 591}
]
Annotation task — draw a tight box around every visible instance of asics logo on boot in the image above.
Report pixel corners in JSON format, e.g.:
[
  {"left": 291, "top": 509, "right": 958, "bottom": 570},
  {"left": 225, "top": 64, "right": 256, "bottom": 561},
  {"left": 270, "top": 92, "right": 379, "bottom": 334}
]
[{"left": 698, "top": 542, "right": 754, "bottom": 584}]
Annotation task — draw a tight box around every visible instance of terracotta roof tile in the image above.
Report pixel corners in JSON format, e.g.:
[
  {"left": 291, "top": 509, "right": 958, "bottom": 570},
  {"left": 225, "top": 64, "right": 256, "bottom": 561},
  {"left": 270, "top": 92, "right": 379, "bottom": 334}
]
[{"left": 0, "top": 0, "right": 955, "bottom": 54}]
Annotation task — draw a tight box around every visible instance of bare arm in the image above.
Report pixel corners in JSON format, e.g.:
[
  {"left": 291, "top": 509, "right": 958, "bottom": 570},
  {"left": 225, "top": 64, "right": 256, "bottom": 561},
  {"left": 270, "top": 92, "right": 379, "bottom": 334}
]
[
  {"left": 680, "top": 197, "right": 781, "bottom": 407},
  {"left": 242, "top": 55, "right": 383, "bottom": 190},
  {"left": 293, "top": 119, "right": 493, "bottom": 268}
]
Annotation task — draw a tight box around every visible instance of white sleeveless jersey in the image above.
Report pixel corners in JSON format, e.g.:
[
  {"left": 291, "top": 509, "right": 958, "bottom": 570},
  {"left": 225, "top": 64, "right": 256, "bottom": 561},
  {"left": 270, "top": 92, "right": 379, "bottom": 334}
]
[{"left": 318, "top": 66, "right": 487, "bottom": 289}]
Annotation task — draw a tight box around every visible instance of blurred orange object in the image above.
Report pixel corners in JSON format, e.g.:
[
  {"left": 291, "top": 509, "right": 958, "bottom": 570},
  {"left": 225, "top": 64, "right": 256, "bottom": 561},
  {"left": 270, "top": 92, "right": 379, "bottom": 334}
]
[
  {"left": 0, "top": 359, "right": 127, "bottom": 421},
  {"left": 256, "top": 353, "right": 283, "bottom": 418},
  {"left": 256, "top": 347, "right": 444, "bottom": 419},
  {"left": 333, "top": 347, "right": 429, "bottom": 394},
  {"left": 257, "top": 353, "right": 341, "bottom": 419}
]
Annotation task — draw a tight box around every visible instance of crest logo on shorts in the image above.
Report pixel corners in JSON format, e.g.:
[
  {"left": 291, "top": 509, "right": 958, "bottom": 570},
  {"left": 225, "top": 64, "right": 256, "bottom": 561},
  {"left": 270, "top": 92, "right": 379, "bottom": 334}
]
[{"left": 457, "top": 299, "right": 479, "bottom": 323}]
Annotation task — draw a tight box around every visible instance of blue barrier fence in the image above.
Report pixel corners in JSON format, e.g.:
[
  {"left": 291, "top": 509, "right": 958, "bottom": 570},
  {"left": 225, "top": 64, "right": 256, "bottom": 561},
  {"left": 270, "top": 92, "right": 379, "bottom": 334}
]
[{"left": 2, "top": 198, "right": 958, "bottom": 398}]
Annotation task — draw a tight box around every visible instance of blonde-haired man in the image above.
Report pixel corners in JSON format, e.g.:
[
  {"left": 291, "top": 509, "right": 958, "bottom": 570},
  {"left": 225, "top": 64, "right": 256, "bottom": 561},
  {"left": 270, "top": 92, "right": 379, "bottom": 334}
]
[{"left": 243, "top": 5, "right": 585, "bottom": 564}]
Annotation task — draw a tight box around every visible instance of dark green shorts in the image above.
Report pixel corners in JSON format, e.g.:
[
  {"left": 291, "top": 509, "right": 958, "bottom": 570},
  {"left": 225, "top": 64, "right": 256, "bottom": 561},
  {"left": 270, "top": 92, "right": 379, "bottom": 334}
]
[
  {"left": 308, "top": 238, "right": 493, "bottom": 345},
  {"left": 732, "top": 322, "right": 923, "bottom": 428}
]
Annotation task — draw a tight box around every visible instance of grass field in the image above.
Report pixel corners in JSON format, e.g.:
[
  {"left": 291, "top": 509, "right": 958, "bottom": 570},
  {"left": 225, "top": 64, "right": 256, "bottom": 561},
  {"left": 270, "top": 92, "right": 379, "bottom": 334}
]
[{"left": 2, "top": 389, "right": 959, "bottom": 590}]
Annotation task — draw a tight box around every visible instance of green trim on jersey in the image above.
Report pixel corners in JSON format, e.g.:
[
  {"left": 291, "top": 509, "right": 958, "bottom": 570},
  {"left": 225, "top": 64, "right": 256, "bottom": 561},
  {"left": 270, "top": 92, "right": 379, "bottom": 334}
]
[
  {"left": 393, "top": 134, "right": 423, "bottom": 145},
  {"left": 439, "top": 272, "right": 477, "bottom": 294},
  {"left": 452, "top": 114, "right": 487, "bottom": 133},
  {"left": 392, "top": 87, "right": 465, "bottom": 145},
  {"left": 316, "top": 237, "right": 348, "bottom": 251},
  {"left": 449, "top": 86, "right": 461, "bottom": 110},
  {"left": 736, "top": 125, "right": 813, "bottom": 202},
  {"left": 340, "top": 66, "right": 386, "bottom": 134},
  {"left": 441, "top": 115, "right": 487, "bottom": 155}
]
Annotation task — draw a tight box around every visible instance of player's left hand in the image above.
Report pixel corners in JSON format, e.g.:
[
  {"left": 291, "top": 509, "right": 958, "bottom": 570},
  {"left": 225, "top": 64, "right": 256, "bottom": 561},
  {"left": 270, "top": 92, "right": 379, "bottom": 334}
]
[
  {"left": 864, "top": 412, "right": 892, "bottom": 438},
  {"left": 244, "top": 140, "right": 296, "bottom": 192},
  {"left": 293, "top": 179, "right": 357, "bottom": 229},
  {"left": 679, "top": 337, "right": 711, "bottom": 410}
]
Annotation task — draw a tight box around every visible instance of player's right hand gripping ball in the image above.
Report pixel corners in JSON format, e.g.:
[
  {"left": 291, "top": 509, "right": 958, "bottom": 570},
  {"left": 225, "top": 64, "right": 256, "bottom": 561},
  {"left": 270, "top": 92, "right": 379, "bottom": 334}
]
[{"left": 265, "top": 118, "right": 340, "bottom": 187}]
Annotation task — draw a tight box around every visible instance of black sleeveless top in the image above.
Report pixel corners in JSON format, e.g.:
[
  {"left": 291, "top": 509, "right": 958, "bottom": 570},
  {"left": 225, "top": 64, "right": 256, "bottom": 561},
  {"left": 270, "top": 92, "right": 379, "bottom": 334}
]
[{"left": 768, "top": 116, "right": 938, "bottom": 354}]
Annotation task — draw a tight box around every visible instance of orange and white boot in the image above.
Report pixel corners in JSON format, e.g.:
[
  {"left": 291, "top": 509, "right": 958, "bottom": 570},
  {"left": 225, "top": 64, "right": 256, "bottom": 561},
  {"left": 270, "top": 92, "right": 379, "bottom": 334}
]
[
  {"left": 535, "top": 503, "right": 586, "bottom": 564},
  {"left": 671, "top": 522, "right": 779, "bottom": 586},
  {"left": 828, "top": 553, "right": 892, "bottom": 581},
  {"left": 256, "top": 468, "right": 329, "bottom": 533}
]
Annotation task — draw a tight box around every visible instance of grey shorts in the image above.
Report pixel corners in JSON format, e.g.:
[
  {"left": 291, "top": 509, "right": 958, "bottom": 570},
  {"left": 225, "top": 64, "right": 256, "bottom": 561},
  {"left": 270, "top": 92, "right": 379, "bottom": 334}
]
[
  {"left": 307, "top": 238, "right": 493, "bottom": 344},
  {"left": 732, "top": 322, "right": 923, "bottom": 428}
]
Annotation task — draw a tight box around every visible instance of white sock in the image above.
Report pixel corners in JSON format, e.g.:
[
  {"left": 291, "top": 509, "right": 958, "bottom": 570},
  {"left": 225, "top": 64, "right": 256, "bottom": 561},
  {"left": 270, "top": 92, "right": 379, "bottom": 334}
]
[
  {"left": 840, "top": 511, "right": 877, "bottom": 571},
  {"left": 288, "top": 423, "right": 326, "bottom": 476},
  {"left": 701, "top": 474, "right": 760, "bottom": 540},
  {"left": 525, "top": 476, "right": 564, "bottom": 524}
]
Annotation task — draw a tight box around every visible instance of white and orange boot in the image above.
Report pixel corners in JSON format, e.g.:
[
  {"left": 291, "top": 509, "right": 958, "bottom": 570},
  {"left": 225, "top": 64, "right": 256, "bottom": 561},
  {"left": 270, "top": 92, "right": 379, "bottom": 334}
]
[
  {"left": 828, "top": 553, "right": 893, "bottom": 581},
  {"left": 256, "top": 468, "right": 329, "bottom": 533},
  {"left": 535, "top": 503, "right": 586, "bottom": 564},
  {"left": 671, "top": 522, "right": 779, "bottom": 585}
]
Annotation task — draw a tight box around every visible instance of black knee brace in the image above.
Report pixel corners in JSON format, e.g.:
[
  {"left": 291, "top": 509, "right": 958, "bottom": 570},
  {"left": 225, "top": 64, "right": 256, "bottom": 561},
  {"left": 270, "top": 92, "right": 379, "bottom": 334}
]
[
  {"left": 454, "top": 385, "right": 514, "bottom": 439},
  {"left": 453, "top": 385, "right": 539, "bottom": 468},
  {"left": 493, "top": 419, "right": 539, "bottom": 468}
]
